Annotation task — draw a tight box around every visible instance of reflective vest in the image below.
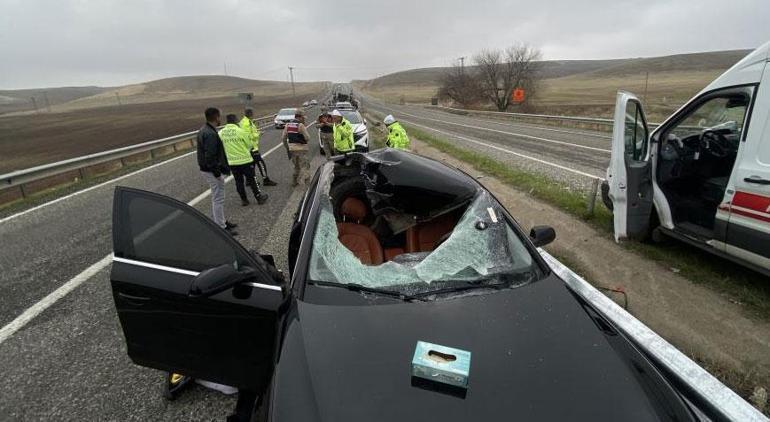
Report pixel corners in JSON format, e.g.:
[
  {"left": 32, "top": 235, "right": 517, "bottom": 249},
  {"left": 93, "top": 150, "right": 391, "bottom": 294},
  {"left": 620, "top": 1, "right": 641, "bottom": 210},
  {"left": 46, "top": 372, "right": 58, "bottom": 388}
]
[
  {"left": 239, "top": 116, "right": 261, "bottom": 152},
  {"left": 218, "top": 124, "right": 253, "bottom": 166},
  {"left": 286, "top": 122, "right": 307, "bottom": 144},
  {"left": 386, "top": 122, "right": 410, "bottom": 150},
  {"left": 333, "top": 118, "right": 354, "bottom": 152}
]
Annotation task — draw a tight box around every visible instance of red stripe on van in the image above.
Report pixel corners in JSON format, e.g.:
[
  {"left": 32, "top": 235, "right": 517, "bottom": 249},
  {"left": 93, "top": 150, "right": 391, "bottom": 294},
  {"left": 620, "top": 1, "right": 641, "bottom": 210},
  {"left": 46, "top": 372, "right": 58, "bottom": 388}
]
[
  {"left": 730, "top": 207, "right": 770, "bottom": 223},
  {"left": 732, "top": 191, "right": 770, "bottom": 213}
]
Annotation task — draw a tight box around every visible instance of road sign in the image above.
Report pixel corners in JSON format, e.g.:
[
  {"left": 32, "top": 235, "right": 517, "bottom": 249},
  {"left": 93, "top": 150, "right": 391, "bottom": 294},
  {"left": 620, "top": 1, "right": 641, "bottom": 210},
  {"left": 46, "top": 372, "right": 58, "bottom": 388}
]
[{"left": 512, "top": 88, "right": 525, "bottom": 103}]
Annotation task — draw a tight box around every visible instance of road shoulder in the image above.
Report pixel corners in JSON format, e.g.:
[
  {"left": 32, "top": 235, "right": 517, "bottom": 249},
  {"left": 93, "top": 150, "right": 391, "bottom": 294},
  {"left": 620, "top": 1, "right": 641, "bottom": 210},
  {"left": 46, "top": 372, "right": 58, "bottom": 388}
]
[{"left": 411, "top": 137, "right": 770, "bottom": 406}]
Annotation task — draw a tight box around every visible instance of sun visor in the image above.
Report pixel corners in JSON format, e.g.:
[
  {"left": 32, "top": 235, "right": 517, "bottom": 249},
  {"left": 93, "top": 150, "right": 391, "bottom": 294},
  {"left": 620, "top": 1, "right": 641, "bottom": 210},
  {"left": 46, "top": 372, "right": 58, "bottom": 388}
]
[{"left": 348, "top": 149, "right": 479, "bottom": 219}]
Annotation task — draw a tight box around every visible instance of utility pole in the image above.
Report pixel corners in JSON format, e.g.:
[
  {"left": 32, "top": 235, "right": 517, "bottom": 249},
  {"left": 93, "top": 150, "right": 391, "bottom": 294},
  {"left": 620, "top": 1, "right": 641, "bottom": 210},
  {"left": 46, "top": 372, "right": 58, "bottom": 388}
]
[
  {"left": 458, "top": 56, "right": 465, "bottom": 74},
  {"left": 30, "top": 97, "right": 39, "bottom": 113},
  {"left": 224, "top": 61, "right": 228, "bottom": 76},
  {"left": 642, "top": 71, "right": 649, "bottom": 103},
  {"left": 288, "top": 66, "right": 296, "bottom": 100},
  {"left": 43, "top": 91, "right": 51, "bottom": 112},
  {"left": 115, "top": 92, "right": 122, "bottom": 106}
]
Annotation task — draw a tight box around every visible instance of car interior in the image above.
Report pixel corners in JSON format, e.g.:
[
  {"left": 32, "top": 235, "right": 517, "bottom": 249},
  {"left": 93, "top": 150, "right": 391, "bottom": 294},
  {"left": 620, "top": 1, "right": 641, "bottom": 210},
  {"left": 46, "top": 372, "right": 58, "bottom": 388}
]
[
  {"left": 655, "top": 91, "right": 750, "bottom": 237},
  {"left": 306, "top": 149, "right": 537, "bottom": 291}
]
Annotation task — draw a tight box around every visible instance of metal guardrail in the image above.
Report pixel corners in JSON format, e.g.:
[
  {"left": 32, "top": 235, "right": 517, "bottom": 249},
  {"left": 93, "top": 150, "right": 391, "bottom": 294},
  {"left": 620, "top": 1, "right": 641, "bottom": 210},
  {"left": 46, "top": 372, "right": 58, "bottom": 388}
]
[
  {"left": 541, "top": 249, "right": 768, "bottom": 421},
  {"left": 433, "top": 105, "right": 662, "bottom": 129},
  {"left": 0, "top": 114, "right": 275, "bottom": 202}
]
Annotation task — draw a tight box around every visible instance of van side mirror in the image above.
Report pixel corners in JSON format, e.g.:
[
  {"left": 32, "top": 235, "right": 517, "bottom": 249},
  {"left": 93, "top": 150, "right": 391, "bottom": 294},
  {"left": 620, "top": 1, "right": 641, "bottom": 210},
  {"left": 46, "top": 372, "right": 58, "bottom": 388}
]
[
  {"left": 189, "top": 264, "right": 257, "bottom": 298},
  {"left": 530, "top": 225, "right": 556, "bottom": 247}
]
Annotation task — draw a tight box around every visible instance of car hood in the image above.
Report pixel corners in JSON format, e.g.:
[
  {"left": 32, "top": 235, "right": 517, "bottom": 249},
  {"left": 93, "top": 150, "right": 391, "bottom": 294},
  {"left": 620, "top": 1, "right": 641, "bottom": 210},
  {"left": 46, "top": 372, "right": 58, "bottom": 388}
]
[
  {"left": 351, "top": 123, "right": 366, "bottom": 134},
  {"left": 271, "top": 275, "right": 691, "bottom": 422}
]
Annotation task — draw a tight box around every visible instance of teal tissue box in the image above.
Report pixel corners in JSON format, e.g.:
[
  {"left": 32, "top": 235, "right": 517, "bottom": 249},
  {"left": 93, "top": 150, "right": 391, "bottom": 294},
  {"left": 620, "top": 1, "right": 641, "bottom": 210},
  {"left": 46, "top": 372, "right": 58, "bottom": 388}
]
[{"left": 411, "top": 341, "right": 471, "bottom": 388}]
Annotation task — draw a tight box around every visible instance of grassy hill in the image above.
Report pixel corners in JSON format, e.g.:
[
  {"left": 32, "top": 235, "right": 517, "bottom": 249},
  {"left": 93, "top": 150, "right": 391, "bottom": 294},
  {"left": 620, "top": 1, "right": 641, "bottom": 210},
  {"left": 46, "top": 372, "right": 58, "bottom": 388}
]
[
  {"left": 357, "top": 49, "right": 752, "bottom": 120},
  {"left": 0, "top": 86, "right": 110, "bottom": 115},
  {"left": 1, "top": 76, "right": 327, "bottom": 115}
]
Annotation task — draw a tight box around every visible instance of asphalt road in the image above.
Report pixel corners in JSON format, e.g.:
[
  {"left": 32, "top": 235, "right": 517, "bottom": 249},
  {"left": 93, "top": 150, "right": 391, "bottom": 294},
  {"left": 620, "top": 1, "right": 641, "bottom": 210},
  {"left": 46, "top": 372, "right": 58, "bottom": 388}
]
[
  {"left": 0, "top": 108, "right": 327, "bottom": 421},
  {"left": 361, "top": 95, "right": 612, "bottom": 186}
]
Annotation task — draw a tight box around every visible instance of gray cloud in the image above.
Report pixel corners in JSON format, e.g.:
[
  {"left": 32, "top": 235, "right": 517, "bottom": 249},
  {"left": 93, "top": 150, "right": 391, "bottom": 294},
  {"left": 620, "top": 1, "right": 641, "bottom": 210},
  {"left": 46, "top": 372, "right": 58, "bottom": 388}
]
[{"left": 1, "top": 0, "right": 769, "bottom": 88}]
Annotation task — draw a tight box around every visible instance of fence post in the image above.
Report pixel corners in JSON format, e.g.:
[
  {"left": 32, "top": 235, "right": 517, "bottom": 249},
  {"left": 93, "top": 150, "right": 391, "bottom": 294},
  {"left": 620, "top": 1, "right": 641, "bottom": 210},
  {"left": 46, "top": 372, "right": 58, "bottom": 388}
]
[{"left": 586, "top": 178, "right": 599, "bottom": 216}]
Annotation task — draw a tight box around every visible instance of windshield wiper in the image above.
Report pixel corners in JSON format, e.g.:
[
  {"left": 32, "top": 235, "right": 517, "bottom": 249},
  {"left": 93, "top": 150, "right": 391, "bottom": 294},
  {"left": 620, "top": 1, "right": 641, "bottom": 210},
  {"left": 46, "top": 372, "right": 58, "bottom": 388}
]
[
  {"left": 308, "top": 280, "right": 425, "bottom": 302},
  {"left": 411, "top": 272, "right": 537, "bottom": 299}
]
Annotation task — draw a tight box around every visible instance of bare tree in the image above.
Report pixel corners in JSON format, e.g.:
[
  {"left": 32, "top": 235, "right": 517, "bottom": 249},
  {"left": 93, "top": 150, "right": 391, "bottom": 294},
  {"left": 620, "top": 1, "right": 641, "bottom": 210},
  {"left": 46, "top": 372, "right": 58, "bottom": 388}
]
[
  {"left": 438, "top": 60, "right": 483, "bottom": 107},
  {"left": 474, "top": 43, "right": 541, "bottom": 111}
]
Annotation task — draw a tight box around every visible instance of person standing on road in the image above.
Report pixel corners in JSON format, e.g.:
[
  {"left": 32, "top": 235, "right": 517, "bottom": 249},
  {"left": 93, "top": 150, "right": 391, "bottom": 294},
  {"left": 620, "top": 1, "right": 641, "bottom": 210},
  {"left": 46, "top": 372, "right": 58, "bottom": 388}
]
[
  {"left": 383, "top": 114, "right": 410, "bottom": 150},
  {"left": 219, "top": 114, "right": 269, "bottom": 206},
  {"left": 332, "top": 109, "right": 354, "bottom": 154},
  {"left": 196, "top": 107, "right": 238, "bottom": 236},
  {"left": 240, "top": 108, "right": 277, "bottom": 186},
  {"left": 317, "top": 107, "right": 334, "bottom": 157},
  {"left": 282, "top": 109, "right": 311, "bottom": 187}
]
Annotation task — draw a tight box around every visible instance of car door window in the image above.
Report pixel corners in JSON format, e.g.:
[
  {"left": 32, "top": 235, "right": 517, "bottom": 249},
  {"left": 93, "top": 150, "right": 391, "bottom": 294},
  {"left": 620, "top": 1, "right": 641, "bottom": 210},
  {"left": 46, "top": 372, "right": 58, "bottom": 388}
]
[
  {"left": 114, "top": 189, "right": 251, "bottom": 272},
  {"left": 624, "top": 100, "right": 648, "bottom": 162},
  {"left": 668, "top": 89, "right": 751, "bottom": 141}
]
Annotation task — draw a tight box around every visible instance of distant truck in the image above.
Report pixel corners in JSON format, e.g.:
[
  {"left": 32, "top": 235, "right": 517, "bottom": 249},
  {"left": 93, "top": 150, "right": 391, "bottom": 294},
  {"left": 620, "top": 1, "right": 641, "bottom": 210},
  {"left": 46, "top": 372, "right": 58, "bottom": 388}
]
[{"left": 604, "top": 41, "right": 770, "bottom": 275}]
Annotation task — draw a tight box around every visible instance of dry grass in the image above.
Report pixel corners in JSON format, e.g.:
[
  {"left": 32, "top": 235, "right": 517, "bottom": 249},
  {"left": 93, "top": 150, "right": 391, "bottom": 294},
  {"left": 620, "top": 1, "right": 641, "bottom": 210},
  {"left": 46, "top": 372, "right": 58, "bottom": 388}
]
[{"left": 359, "top": 49, "right": 749, "bottom": 121}]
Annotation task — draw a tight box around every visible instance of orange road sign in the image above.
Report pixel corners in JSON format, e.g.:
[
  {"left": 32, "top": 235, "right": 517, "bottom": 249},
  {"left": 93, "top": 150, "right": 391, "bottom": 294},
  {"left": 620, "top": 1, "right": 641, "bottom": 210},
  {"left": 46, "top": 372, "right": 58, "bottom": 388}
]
[{"left": 512, "top": 88, "right": 525, "bottom": 103}]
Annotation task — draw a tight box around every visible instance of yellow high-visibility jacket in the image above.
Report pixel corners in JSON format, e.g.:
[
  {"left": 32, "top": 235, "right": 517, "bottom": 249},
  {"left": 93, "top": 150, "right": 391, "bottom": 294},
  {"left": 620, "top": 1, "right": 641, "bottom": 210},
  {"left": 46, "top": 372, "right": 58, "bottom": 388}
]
[
  {"left": 218, "top": 124, "right": 254, "bottom": 166},
  {"left": 333, "top": 118, "right": 355, "bottom": 153},
  {"left": 386, "top": 122, "right": 410, "bottom": 150},
  {"left": 239, "top": 116, "right": 261, "bottom": 152}
]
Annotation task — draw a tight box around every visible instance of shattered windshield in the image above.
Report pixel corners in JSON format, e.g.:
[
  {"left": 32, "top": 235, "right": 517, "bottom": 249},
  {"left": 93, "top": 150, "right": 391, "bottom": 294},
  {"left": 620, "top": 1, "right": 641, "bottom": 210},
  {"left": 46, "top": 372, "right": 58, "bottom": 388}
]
[{"left": 307, "top": 151, "right": 540, "bottom": 297}]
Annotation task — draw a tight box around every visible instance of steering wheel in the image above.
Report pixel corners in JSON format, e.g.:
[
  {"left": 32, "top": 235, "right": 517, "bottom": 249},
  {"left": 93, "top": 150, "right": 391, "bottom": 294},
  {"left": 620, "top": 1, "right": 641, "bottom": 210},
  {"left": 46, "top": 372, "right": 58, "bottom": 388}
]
[{"left": 699, "top": 130, "right": 730, "bottom": 158}]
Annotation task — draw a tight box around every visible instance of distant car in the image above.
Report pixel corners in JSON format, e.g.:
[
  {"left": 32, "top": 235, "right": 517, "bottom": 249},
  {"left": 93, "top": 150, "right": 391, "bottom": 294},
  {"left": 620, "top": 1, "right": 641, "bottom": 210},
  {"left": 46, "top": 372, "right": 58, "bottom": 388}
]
[
  {"left": 302, "top": 101, "right": 310, "bottom": 107},
  {"left": 274, "top": 108, "right": 296, "bottom": 129},
  {"left": 108, "top": 149, "right": 714, "bottom": 421},
  {"left": 335, "top": 101, "right": 354, "bottom": 111},
  {"left": 319, "top": 109, "right": 368, "bottom": 154},
  {"left": 310, "top": 99, "right": 318, "bottom": 106}
]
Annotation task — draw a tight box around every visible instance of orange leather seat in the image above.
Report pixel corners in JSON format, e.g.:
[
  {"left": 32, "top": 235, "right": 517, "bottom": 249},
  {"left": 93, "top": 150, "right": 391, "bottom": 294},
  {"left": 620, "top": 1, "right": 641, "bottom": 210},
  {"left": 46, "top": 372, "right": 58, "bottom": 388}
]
[
  {"left": 337, "top": 197, "right": 384, "bottom": 265},
  {"left": 406, "top": 213, "right": 458, "bottom": 253}
]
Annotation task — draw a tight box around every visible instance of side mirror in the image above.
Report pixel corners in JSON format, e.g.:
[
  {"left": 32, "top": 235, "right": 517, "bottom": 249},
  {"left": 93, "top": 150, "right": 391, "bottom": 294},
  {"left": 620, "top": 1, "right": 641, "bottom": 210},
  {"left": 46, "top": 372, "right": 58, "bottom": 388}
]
[
  {"left": 189, "top": 264, "right": 257, "bottom": 298},
  {"left": 529, "top": 225, "right": 556, "bottom": 247}
]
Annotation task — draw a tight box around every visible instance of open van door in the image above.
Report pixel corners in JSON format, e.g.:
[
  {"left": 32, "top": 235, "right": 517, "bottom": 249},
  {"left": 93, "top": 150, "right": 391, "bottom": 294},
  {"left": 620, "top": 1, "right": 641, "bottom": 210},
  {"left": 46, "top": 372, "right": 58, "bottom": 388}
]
[
  {"left": 607, "top": 91, "right": 654, "bottom": 241},
  {"left": 110, "top": 187, "right": 284, "bottom": 391}
]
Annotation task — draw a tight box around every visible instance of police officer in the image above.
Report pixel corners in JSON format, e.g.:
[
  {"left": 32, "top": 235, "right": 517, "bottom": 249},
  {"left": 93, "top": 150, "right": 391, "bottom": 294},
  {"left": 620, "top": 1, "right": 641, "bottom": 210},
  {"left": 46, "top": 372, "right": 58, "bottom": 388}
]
[
  {"left": 219, "top": 114, "right": 269, "bottom": 206},
  {"left": 317, "top": 107, "right": 334, "bottom": 157},
  {"left": 383, "top": 114, "right": 410, "bottom": 150},
  {"left": 240, "top": 108, "right": 277, "bottom": 186},
  {"left": 282, "top": 109, "right": 311, "bottom": 187},
  {"left": 331, "top": 109, "right": 354, "bottom": 154}
]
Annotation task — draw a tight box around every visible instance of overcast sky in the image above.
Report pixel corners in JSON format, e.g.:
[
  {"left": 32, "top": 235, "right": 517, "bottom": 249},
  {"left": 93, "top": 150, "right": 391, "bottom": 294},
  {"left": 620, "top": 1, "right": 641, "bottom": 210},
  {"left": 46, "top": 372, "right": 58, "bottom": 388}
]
[{"left": 2, "top": 0, "right": 769, "bottom": 89}]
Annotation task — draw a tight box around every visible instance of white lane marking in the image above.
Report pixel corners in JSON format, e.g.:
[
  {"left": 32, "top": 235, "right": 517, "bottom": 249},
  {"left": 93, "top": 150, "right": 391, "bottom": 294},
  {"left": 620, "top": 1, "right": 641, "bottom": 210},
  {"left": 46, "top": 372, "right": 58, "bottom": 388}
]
[
  {"left": 0, "top": 140, "right": 285, "bottom": 345},
  {"left": 0, "top": 152, "right": 194, "bottom": 224},
  {"left": 398, "top": 116, "right": 605, "bottom": 180},
  {"left": 379, "top": 107, "right": 611, "bottom": 153}
]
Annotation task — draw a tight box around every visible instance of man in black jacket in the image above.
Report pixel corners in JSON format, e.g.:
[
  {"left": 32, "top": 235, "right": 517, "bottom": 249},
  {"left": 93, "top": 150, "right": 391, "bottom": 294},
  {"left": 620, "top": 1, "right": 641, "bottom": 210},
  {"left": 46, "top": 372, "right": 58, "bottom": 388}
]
[{"left": 196, "top": 107, "right": 238, "bottom": 236}]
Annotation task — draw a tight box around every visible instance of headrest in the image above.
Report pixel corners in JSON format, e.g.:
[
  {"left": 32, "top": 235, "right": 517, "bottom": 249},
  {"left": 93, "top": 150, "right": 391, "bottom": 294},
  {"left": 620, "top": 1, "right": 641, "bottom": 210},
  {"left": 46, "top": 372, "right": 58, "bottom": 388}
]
[{"left": 341, "top": 197, "right": 368, "bottom": 222}]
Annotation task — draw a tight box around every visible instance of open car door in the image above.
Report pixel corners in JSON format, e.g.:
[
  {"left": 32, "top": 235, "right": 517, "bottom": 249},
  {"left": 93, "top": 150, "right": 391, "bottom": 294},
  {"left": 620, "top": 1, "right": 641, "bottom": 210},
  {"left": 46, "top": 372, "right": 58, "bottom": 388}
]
[
  {"left": 608, "top": 91, "right": 653, "bottom": 241},
  {"left": 110, "top": 187, "right": 284, "bottom": 391}
]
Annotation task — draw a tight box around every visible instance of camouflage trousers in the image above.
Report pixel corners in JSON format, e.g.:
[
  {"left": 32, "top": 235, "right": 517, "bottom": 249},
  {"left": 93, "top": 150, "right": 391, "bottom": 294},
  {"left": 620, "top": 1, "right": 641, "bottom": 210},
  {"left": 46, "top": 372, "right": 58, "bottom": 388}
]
[{"left": 290, "top": 149, "right": 310, "bottom": 187}]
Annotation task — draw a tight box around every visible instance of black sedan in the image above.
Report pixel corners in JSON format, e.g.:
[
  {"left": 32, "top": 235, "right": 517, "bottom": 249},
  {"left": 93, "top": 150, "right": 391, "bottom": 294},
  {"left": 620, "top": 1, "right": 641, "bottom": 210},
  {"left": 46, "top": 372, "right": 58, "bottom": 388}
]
[{"left": 109, "top": 149, "right": 704, "bottom": 421}]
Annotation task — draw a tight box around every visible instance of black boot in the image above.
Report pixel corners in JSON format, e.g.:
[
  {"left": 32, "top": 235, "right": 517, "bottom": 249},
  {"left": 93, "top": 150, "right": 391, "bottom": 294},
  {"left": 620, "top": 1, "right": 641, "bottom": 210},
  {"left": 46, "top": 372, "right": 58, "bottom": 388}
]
[
  {"left": 241, "top": 198, "right": 250, "bottom": 206},
  {"left": 163, "top": 372, "right": 193, "bottom": 401},
  {"left": 263, "top": 177, "right": 277, "bottom": 186},
  {"left": 256, "top": 193, "right": 269, "bottom": 205}
]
